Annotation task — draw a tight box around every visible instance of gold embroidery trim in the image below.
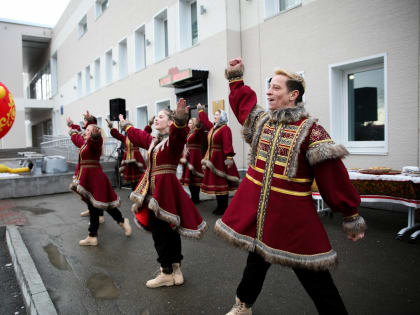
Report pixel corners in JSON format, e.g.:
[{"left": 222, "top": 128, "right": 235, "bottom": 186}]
[
  {"left": 308, "top": 139, "right": 334, "bottom": 148},
  {"left": 246, "top": 174, "right": 312, "bottom": 196},
  {"left": 250, "top": 165, "right": 311, "bottom": 182}
]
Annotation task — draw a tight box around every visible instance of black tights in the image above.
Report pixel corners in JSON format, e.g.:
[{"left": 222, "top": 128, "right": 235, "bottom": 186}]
[
  {"left": 236, "top": 252, "right": 348, "bottom": 314},
  {"left": 88, "top": 202, "right": 124, "bottom": 237}
]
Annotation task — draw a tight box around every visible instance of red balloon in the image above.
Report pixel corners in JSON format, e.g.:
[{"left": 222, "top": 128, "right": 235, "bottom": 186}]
[{"left": 0, "top": 82, "right": 16, "bottom": 139}]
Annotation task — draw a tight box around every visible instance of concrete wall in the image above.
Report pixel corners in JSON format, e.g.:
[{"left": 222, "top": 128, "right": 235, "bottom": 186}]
[
  {"left": 239, "top": 0, "right": 420, "bottom": 170},
  {"left": 0, "top": 21, "right": 52, "bottom": 149}
]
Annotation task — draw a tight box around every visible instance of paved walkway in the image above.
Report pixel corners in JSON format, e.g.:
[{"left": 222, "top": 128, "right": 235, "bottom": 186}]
[{"left": 1, "top": 189, "right": 420, "bottom": 314}]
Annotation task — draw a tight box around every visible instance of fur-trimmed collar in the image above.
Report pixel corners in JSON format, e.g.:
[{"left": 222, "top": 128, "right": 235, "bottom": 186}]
[{"left": 268, "top": 104, "right": 308, "bottom": 124}]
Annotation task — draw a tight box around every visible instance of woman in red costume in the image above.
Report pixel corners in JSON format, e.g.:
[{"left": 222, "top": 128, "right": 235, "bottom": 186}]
[
  {"left": 180, "top": 117, "right": 205, "bottom": 203},
  {"left": 106, "top": 119, "right": 146, "bottom": 191},
  {"left": 119, "top": 98, "right": 207, "bottom": 288},
  {"left": 66, "top": 115, "right": 132, "bottom": 246},
  {"left": 198, "top": 104, "right": 240, "bottom": 215}
]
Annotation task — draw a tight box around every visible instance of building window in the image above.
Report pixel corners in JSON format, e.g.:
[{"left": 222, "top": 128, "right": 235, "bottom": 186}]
[
  {"left": 264, "top": 0, "right": 302, "bottom": 19},
  {"left": 179, "top": 0, "right": 198, "bottom": 50},
  {"left": 95, "top": 0, "right": 109, "bottom": 19},
  {"left": 330, "top": 54, "right": 387, "bottom": 154},
  {"left": 85, "top": 65, "right": 91, "bottom": 94},
  {"left": 78, "top": 15, "right": 88, "bottom": 38},
  {"left": 134, "top": 25, "right": 147, "bottom": 71},
  {"left": 105, "top": 49, "right": 113, "bottom": 84},
  {"left": 94, "top": 57, "right": 101, "bottom": 90},
  {"left": 118, "top": 39, "right": 128, "bottom": 79},
  {"left": 154, "top": 9, "right": 169, "bottom": 62},
  {"left": 136, "top": 105, "right": 148, "bottom": 129},
  {"left": 29, "top": 63, "right": 52, "bottom": 100},
  {"left": 156, "top": 99, "right": 170, "bottom": 115},
  {"left": 77, "top": 71, "right": 82, "bottom": 96}
]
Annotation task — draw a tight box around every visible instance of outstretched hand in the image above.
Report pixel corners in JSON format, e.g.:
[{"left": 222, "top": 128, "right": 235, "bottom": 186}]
[
  {"left": 197, "top": 103, "right": 205, "bottom": 111},
  {"left": 105, "top": 118, "right": 113, "bottom": 129},
  {"left": 118, "top": 114, "right": 125, "bottom": 122},
  {"left": 83, "top": 110, "right": 91, "bottom": 120},
  {"left": 176, "top": 98, "right": 189, "bottom": 116},
  {"left": 66, "top": 117, "right": 73, "bottom": 127}
]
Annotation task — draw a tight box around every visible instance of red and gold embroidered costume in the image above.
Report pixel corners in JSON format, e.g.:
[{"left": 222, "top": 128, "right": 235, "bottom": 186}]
[
  {"left": 198, "top": 110, "right": 240, "bottom": 195},
  {"left": 180, "top": 124, "right": 205, "bottom": 187},
  {"left": 121, "top": 121, "right": 207, "bottom": 239},
  {"left": 110, "top": 128, "right": 146, "bottom": 183},
  {"left": 69, "top": 127, "right": 120, "bottom": 209},
  {"left": 214, "top": 70, "right": 366, "bottom": 270}
]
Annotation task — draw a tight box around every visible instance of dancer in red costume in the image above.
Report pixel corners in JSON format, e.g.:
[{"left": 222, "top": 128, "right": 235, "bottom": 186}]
[
  {"left": 67, "top": 111, "right": 105, "bottom": 223},
  {"left": 119, "top": 98, "right": 207, "bottom": 288},
  {"left": 106, "top": 119, "right": 146, "bottom": 191},
  {"left": 66, "top": 114, "right": 132, "bottom": 246},
  {"left": 180, "top": 117, "right": 205, "bottom": 204},
  {"left": 198, "top": 104, "right": 240, "bottom": 215},
  {"left": 216, "top": 58, "right": 366, "bottom": 315}
]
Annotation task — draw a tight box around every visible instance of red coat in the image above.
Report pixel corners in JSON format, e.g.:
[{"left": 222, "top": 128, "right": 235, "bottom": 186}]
[
  {"left": 124, "top": 123, "right": 207, "bottom": 239},
  {"left": 69, "top": 128, "right": 120, "bottom": 209},
  {"left": 198, "top": 110, "right": 240, "bottom": 195},
  {"left": 214, "top": 78, "right": 365, "bottom": 270},
  {"left": 110, "top": 128, "right": 145, "bottom": 183},
  {"left": 180, "top": 126, "right": 205, "bottom": 186}
]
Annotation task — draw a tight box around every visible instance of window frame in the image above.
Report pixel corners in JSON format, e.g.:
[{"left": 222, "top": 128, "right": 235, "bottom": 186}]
[
  {"left": 136, "top": 104, "right": 149, "bottom": 129},
  {"left": 264, "top": 0, "right": 302, "bottom": 20},
  {"left": 153, "top": 8, "right": 169, "bottom": 62},
  {"left": 329, "top": 53, "right": 388, "bottom": 155},
  {"left": 78, "top": 15, "right": 88, "bottom": 38},
  {"left": 95, "top": 0, "right": 109, "bottom": 19}
]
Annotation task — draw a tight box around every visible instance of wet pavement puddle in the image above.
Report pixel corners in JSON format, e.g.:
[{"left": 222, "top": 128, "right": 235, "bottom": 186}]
[
  {"left": 15, "top": 206, "right": 54, "bottom": 215},
  {"left": 43, "top": 243, "right": 72, "bottom": 271},
  {"left": 87, "top": 273, "right": 120, "bottom": 299}
]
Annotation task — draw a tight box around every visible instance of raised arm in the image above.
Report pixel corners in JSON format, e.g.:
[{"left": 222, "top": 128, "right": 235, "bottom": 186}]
[
  {"left": 119, "top": 114, "right": 153, "bottom": 149},
  {"left": 169, "top": 98, "right": 190, "bottom": 159},
  {"left": 226, "top": 58, "right": 260, "bottom": 125},
  {"left": 67, "top": 117, "right": 84, "bottom": 148},
  {"left": 197, "top": 104, "right": 214, "bottom": 131}
]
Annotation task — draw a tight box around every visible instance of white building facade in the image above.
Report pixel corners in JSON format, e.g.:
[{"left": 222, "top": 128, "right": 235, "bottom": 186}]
[{"left": 0, "top": 0, "right": 419, "bottom": 171}]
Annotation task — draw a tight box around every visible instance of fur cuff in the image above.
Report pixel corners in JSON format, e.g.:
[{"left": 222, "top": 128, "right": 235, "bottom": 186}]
[
  {"left": 224, "top": 159, "right": 234, "bottom": 168},
  {"left": 225, "top": 65, "right": 244, "bottom": 82},
  {"left": 120, "top": 120, "right": 133, "bottom": 132},
  {"left": 173, "top": 111, "right": 189, "bottom": 127},
  {"left": 68, "top": 129, "right": 79, "bottom": 136},
  {"left": 180, "top": 157, "right": 187, "bottom": 164},
  {"left": 306, "top": 143, "right": 349, "bottom": 166},
  {"left": 342, "top": 215, "right": 367, "bottom": 235}
]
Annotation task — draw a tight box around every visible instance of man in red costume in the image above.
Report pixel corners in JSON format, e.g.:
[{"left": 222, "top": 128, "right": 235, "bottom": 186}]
[{"left": 215, "top": 58, "right": 366, "bottom": 315}]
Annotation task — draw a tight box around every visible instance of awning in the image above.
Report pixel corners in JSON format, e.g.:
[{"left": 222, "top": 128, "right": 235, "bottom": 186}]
[{"left": 159, "top": 67, "right": 208, "bottom": 88}]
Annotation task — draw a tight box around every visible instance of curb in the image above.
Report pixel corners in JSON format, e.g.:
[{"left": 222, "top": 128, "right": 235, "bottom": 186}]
[{"left": 6, "top": 225, "right": 57, "bottom": 315}]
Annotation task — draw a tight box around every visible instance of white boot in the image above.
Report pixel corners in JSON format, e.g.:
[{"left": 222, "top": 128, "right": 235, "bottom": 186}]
[
  {"left": 120, "top": 218, "right": 132, "bottom": 237},
  {"left": 80, "top": 210, "right": 90, "bottom": 217},
  {"left": 146, "top": 268, "right": 175, "bottom": 288},
  {"left": 79, "top": 236, "right": 98, "bottom": 246},
  {"left": 226, "top": 297, "right": 252, "bottom": 315},
  {"left": 172, "top": 263, "right": 184, "bottom": 285},
  {"left": 99, "top": 216, "right": 105, "bottom": 224}
]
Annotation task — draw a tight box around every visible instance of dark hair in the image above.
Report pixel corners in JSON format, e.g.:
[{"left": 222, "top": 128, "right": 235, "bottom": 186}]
[
  {"left": 285, "top": 80, "right": 304, "bottom": 104},
  {"left": 160, "top": 108, "right": 174, "bottom": 121}
]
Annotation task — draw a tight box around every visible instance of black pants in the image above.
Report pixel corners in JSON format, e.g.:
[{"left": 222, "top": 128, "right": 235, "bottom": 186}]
[
  {"left": 150, "top": 211, "right": 183, "bottom": 274},
  {"left": 213, "top": 194, "right": 228, "bottom": 214},
  {"left": 189, "top": 185, "right": 200, "bottom": 203},
  {"left": 88, "top": 202, "right": 124, "bottom": 237},
  {"left": 236, "top": 252, "right": 348, "bottom": 315},
  {"left": 131, "top": 181, "right": 137, "bottom": 191}
]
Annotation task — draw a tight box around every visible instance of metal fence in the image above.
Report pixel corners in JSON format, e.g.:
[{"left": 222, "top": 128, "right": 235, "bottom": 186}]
[{"left": 40, "top": 135, "right": 120, "bottom": 162}]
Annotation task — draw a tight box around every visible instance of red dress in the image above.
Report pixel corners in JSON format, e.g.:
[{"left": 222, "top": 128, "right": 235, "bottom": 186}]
[
  {"left": 124, "top": 123, "right": 207, "bottom": 239},
  {"left": 198, "top": 110, "right": 240, "bottom": 195},
  {"left": 214, "top": 78, "right": 366, "bottom": 270},
  {"left": 110, "top": 128, "right": 145, "bottom": 183},
  {"left": 180, "top": 126, "right": 205, "bottom": 186},
  {"left": 69, "top": 128, "right": 120, "bottom": 209}
]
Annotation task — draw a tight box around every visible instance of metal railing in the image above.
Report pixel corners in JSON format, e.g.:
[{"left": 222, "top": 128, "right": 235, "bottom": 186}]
[{"left": 40, "top": 135, "right": 119, "bottom": 162}]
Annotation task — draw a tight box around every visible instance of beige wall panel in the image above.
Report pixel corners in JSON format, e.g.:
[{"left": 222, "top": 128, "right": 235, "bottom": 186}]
[{"left": 241, "top": 0, "right": 419, "bottom": 170}]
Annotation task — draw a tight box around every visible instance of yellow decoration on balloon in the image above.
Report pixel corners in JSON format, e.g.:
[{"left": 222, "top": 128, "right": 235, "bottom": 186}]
[{"left": 0, "top": 86, "right": 5, "bottom": 99}]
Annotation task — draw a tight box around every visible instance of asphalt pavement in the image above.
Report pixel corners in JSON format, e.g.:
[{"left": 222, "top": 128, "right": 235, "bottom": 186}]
[{"left": 1, "top": 189, "right": 420, "bottom": 315}]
